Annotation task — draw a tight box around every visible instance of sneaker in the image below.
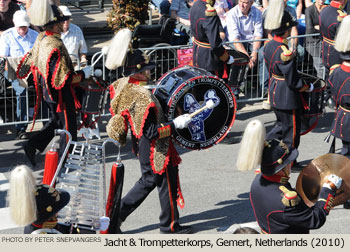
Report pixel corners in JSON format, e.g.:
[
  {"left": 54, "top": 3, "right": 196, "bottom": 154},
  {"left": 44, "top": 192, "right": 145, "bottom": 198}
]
[
  {"left": 160, "top": 225, "right": 192, "bottom": 234},
  {"left": 16, "top": 130, "right": 28, "bottom": 140},
  {"left": 23, "top": 142, "right": 36, "bottom": 166}
]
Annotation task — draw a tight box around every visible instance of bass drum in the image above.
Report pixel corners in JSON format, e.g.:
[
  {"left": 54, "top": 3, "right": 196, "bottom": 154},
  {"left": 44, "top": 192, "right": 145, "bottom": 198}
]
[
  {"left": 299, "top": 73, "right": 326, "bottom": 135},
  {"left": 227, "top": 49, "right": 250, "bottom": 90},
  {"left": 153, "top": 66, "right": 236, "bottom": 150}
]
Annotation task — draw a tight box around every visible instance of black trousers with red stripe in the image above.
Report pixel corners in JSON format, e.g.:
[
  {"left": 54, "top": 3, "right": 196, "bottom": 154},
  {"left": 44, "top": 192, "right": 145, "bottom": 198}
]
[
  {"left": 27, "top": 98, "right": 77, "bottom": 155},
  {"left": 119, "top": 161, "right": 179, "bottom": 233},
  {"left": 266, "top": 108, "right": 302, "bottom": 150}
]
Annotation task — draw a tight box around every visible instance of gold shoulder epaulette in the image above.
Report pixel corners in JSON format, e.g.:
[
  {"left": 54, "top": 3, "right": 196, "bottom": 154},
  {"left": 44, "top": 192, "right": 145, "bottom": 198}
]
[
  {"left": 337, "top": 10, "right": 347, "bottom": 22},
  {"left": 330, "top": 64, "right": 341, "bottom": 75},
  {"left": 280, "top": 45, "right": 293, "bottom": 62},
  {"left": 205, "top": 4, "right": 217, "bottom": 16},
  {"left": 279, "top": 186, "right": 300, "bottom": 207}
]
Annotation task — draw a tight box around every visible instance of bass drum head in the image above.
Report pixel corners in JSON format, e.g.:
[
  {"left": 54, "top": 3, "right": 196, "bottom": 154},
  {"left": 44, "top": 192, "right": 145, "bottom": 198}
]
[{"left": 154, "top": 66, "right": 236, "bottom": 150}]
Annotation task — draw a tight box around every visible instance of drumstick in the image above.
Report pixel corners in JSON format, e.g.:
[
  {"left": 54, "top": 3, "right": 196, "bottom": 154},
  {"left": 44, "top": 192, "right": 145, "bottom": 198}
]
[{"left": 189, "top": 100, "right": 215, "bottom": 118}]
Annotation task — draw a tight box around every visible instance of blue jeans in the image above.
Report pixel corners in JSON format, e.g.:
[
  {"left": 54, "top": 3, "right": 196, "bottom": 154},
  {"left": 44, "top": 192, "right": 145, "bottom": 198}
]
[
  {"left": 243, "top": 43, "right": 269, "bottom": 91},
  {"left": 12, "top": 79, "right": 28, "bottom": 131}
]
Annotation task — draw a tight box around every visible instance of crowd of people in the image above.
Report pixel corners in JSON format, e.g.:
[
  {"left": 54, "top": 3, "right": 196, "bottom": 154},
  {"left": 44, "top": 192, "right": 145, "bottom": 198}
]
[
  {"left": 0, "top": 0, "right": 88, "bottom": 140},
  {"left": 2, "top": 0, "right": 350, "bottom": 235}
]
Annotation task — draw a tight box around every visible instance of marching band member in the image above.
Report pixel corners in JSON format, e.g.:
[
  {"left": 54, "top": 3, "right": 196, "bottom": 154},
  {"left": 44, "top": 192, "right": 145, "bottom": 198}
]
[
  {"left": 189, "top": 0, "right": 234, "bottom": 77},
  {"left": 17, "top": 0, "right": 91, "bottom": 167},
  {"left": 8, "top": 165, "right": 109, "bottom": 234},
  {"left": 319, "top": 0, "right": 347, "bottom": 108},
  {"left": 327, "top": 15, "right": 350, "bottom": 209},
  {"left": 237, "top": 120, "right": 343, "bottom": 234},
  {"left": 319, "top": 0, "right": 347, "bottom": 76},
  {"left": 263, "top": 0, "right": 312, "bottom": 169},
  {"left": 105, "top": 29, "right": 192, "bottom": 234}
]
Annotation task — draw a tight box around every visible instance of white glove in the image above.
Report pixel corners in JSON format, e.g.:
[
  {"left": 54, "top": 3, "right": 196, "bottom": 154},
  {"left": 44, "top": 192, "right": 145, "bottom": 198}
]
[
  {"left": 323, "top": 174, "right": 342, "bottom": 190},
  {"left": 99, "top": 216, "right": 110, "bottom": 231},
  {"left": 306, "top": 83, "right": 314, "bottom": 92},
  {"left": 227, "top": 55, "right": 235, "bottom": 64},
  {"left": 82, "top": 66, "right": 92, "bottom": 79},
  {"left": 89, "top": 127, "right": 101, "bottom": 139},
  {"left": 173, "top": 114, "right": 191, "bottom": 129}
]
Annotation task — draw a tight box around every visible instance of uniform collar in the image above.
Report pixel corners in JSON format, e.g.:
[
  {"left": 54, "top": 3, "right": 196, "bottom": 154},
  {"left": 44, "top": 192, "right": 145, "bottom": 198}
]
[
  {"left": 128, "top": 77, "right": 147, "bottom": 86},
  {"left": 341, "top": 62, "right": 350, "bottom": 72},
  {"left": 45, "top": 31, "right": 60, "bottom": 36},
  {"left": 273, "top": 35, "right": 288, "bottom": 45},
  {"left": 330, "top": 1, "right": 344, "bottom": 9},
  {"left": 262, "top": 174, "right": 290, "bottom": 184}
]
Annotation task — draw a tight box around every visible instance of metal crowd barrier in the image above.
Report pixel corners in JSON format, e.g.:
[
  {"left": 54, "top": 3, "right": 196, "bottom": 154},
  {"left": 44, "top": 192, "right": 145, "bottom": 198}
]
[
  {"left": 0, "top": 33, "right": 324, "bottom": 128},
  {"left": 60, "top": 0, "right": 105, "bottom": 13}
]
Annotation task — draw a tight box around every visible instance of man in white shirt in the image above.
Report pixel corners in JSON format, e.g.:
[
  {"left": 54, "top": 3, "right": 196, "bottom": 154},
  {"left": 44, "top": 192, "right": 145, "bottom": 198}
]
[
  {"left": 58, "top": 5, "right": 88, "bottom": 68},
  {"left": 0, "top": 10, "right": 38, "bottom": 139}
]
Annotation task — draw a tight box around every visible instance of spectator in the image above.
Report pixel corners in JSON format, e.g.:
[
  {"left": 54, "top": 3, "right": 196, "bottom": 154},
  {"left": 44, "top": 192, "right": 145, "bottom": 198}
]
[
  {"left": 0, "top": 0, "right": 20, "bottom": 35},
  {"left": 227, "top": 0, "right": 235, "bottom": 8},
  {"left": 305, "top": 0, "right": 330, "bottom": 8},
  {"left": 253, "top": 0, "right": 265, "bottom": 11},
  {"left": 226, "top": 0, "right": 263, "bottom": 68},
  {"left": 286, "top": 0, "right": 302, "bottom": 19},
  {"left": 58, "top": 5, "right": 88, "bottom": 69},
  {"left": 160, "top": 0, "right": 172, "bottom": 16},
  {"left": 214, "top": 0, "right": 230, "bottom": 40},
  {"left": 0, "top": 10, "right": 38, "bottom": 139},
  {"left": 305, "top": 0, "right": 325, "bottom": 78},
  {"left": 226, "top": 0, "right": 268, "bottom": 95},
  {"left": 170, "top": 0, "right": 191, "bottom": 31}
]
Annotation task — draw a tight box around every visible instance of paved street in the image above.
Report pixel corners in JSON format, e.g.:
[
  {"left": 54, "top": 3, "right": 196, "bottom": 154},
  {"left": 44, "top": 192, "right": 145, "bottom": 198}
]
[
  {"left": 1, "top": 102, "right": 350, "bottom": 234},
  {"left": 1, "top": 2, "right": 349, "bottom": 235}
]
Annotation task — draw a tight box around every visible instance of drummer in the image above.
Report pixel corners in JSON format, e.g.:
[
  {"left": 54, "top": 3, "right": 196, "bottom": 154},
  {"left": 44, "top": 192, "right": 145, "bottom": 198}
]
[
  {"left": 327, "top": 16, "right": 350, "bottom": 209},
  {"left": 263, "top": 0, "right": 313, "bottom": 170},
  {"left": 189, "top": 0, "right": 234, "bottom": 77},
  {"left": 105, "top": 29, "right": 193, "bottom": 234},
  {"left": 237, "top": 120, "right": 343, "bottom": 234}
]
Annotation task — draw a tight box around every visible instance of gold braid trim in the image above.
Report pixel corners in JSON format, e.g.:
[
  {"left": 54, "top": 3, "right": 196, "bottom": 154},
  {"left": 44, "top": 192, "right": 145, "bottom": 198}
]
[
  {"left": 27, "top": 32, "right": 74, "bottom": 89},
  {"left": 279, "top": 186, "right": 300, "bottom": 207},
  {"left": 280, "top": 45, "right": 293, "bottom": 62},
  {"left": 108, "top": 78, "right": 170, "bottom": 173}
]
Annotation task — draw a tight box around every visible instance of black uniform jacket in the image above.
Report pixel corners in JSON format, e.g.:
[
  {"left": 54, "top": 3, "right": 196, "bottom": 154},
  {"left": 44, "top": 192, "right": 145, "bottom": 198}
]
[
  {"left": 264, "top": 36, "right": 306, "bottom": 110},
  {"left": 190, "top": 0, "right": 228, "bottom": 72},
  {"left": 319, "top": 1, "right": 345, "bottom": 69},
  {"left": 250, "top": 173, "right": 335, "bottom": 234},
  {"left": 328, "top": 63, "right": 350, "bottom": 142}
]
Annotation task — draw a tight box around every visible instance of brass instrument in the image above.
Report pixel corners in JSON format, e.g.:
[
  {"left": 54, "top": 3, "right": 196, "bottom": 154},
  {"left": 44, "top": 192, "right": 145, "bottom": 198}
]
[{"left": 296, "top": 154, "right": 350, "bottom": 208}]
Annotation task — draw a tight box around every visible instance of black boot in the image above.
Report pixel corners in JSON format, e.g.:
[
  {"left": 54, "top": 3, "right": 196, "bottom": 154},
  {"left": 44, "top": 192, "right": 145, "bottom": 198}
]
[{"left": 23, "top": 142, "right": 36, "bottom": 167}]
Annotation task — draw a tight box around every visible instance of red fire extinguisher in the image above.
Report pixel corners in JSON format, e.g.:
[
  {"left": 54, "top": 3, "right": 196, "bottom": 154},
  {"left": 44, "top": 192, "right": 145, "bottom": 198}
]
[{"left": 42, "top": 143, "right": 59, "bottom": 186}]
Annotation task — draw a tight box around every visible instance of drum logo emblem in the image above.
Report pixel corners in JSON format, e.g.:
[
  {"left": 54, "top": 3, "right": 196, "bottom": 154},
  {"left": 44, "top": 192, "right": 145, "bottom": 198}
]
[{"left": 183, "top": 89, "right": 220, "bottom": 141}]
